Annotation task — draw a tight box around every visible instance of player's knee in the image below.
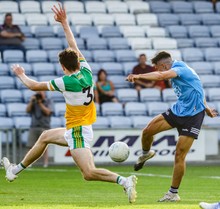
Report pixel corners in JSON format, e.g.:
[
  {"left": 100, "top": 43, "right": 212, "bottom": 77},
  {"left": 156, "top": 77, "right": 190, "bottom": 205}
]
[
  {"left": 38, "top": 130, "right": 50, "bottom": 144},
  {"left": 142, "top": 126, "right": 152, "bottom": 138},
  {"left": 175, "top": 149, "right": 187, "bottom": 163},
  {"left": 83, "top": 171, "right": 94, "bottom": 181}
]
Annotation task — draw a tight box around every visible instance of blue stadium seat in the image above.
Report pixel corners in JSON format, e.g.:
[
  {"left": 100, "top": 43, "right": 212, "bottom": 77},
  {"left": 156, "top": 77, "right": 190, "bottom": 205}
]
[
  {"left": 0, "top": 1, "right": 19, "bottom": 13},
  {"left": 64, "top": 1, "right": 84, "bottom": 14},
  {"left": 167, "top": 25, "right": 188, "bottom": 38},
  {"left": 26, "top": 50, "right": 48, "bottom": 63},
  {"left": 87, "top": 38, "right": 108, "bottom": 50},
  {"left": 85, "top": 1, "right": 106, "bottom": 13},
  {"left": 0, "top": 76, "right": 15, "bottom": 89},
  {"left": 128, "top": 38, "right": 152, "bottom": 50},
  {"left": 147, "top": 102, "right": 169, "bottom": 116},
  {"left": 101, "top": 102, "right": 124, "bottom": 116},
  {"left": 106, "top": 1, "right": 128, "bottom": 14},
  {"left": 50, "top": 117, "right": 62, "bottom": 128},
  {"left": 203, "top": 116, "right": 220, "bottom": 128},
  {"left": 176, "top": 39, "right": 194, "bottom": 48},
  {"left": 127, "top": 1, "right": 150, "bottom": 14},
  {"left": 93, "top": 50, "right": 115, "bottom": 62},
  {"left": 108, "top": 75, "right": 130, "bottom": 88},
  {"left": 3, "top": 50, "right": 24, "bottom": 63},
  {"left": 79, "top": 26, "right": 99, "bottom": 39},
  {"left": 101, "top": 26, "right": 122, "bottom": 38},
  {"left": 179, "top": 14, "right": 202, "bottom": 26},
  {"left": 32, "top": 63, "right": 55, "bottom": 76},
  {"left": 171, "top": 1, "right": 193, "bottom": 13},
  {"left": 204, "top": 48, "right": 220, "bottom": 62},
  {"left": 6, "top": 103, "right": 28, "bottom": 117},
  {"left": 188, "top": 25, "right": 210, "bottom": 38},
  {"left": 48, "top": 50, "right": 60, "bottom": 63},
  {"left": 54, "top": 25, "right": 77, "bottom": 38},
  {"left": 200, "top": 75, "right": 220, "bottom": 88},
  {"left": 108, "top": 116, "right": 132, "bottom": 129},
  {"left": 22, "top": 89, "right": 34, "bottom": 103},
  {"left": 181, "top": 48, "right": 204, "bottom": 62},
  {"left": 149, "top": 1, "right": 171, "bottom": 13},
  {"left": 193, "top": 1, "right": 214, "bottom": 13},
  {"left": 0, "top": 117, "right": 14, "bottom": 129},
  {"left": 46, "top": 91, "right": 64, "bottom": 103},
  {"left": 216, "top": 2, "right": 220, "bottom": 13},
  {"left": 0, "top": 63, "right": 9, "bottom": 76},
  {"left": 81, "top": 50, "right": 93, "bottom": 62},
  {"left": 93, "top": 117, "right": 110, "bottom": 129},
  {"left": 95, "top": 103, "right": 100, "bottom": 116},
  {"left": 108, "top": 38, "right": 130, "bottom": 50},
  {"left": 213, "top": 62, "right": 220, "bottom": 75},
  {"left": 22, "top": 38, "right": 40, "bottom": 50},
  {"left": 19, "top": 26, "right": 32, "bottom": 37},
  {"left": 114, "top": 14, "right": 136, "bottom": 26},
  {"left": 101, "top": 62, "right": 123, "bottom": 75},
  {"left": 20, "top": 1, "right": 41, "bottom": 13},
  {"left": 194, "top": 38, "right": 218, "bottom": 48},
  {"left": 25, "top": 14, "right": 48, "bottom": 25},
  {"left": 188, "top": 62, "right": 214, "bottom": 75},
  {"left": 140, "top": 88, "right": 161, "bottom": 102},
  {"left": 162, "top": 89, "right": 177, "bottom": 102},
  {"left": 117, "top": 88, "right": 138, "bottom": 102},
  {"left": 92, "top": 14, "right": 114, "bottom": 26},
  {"left": 33, "top": 26, "right": 54, "bottom": 38},
  {"left": 201, "top": 14, "right": 220, "bottom": 25},
  {"left": 207, "top": 88, "right": 220, "bottom": 102},
  {"left": 62, "top": 38, "right": 85, "bottom": 49},
  {"left": 115, "top": 50, "right": 136, "bottom": 62},
  {"left": 146, "top": 27, "right": 166, "bottom": 38},
  {"left": 152, "top": 38, "right": 177, "bottom": 50},
  {"left": 12, "top": 13, "right": 26, "bottom": 26},
  {"left": 87, "top": 62, "right": 101, "bottom": 75},
  {"left": 132, "top": 116, "right": 152, "bottom": 129},
  {"left": 69, "top": 14, "right": 92, "bottom": 26},
  {"left": 123, "top": 62, "right": 137, "bottom": 75},
  {"left": 38, "top": 75, "right": 57, "bottom": 82},
  {"left": 158, "top": 14, "right": 179, "bottom": 27},
  {"left": 124, "top": 102, "right": 147, "bottom": 116},
  {"left": 0, "top": 104, "right": 7, "bottom": 117},
  {"left": 136, "top": 14, "right": 158, "bottom": 27},
  {"left": 121, "top": 26, "right": 145, "bottom": 37},
  {"left": 54, "top": 103, "right": 65, "bottom": 117},
  {"left": 1, "top": 89, "right": 23, "bottom": 103},
  {"left": 210, "top": 26, "right": 220, "bottom": 37},
  {"left": 41, "top": 38, "right": 63, "bottom": 50}
]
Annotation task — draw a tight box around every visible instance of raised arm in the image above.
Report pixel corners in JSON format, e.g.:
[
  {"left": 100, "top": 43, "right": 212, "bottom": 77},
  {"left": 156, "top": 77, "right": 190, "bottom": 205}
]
[
  {"left": 12, "top": 64, "right": 48, "bottom": 91},
  {"left": 52, "top": 3, "right": 84, "bottom": 59}
]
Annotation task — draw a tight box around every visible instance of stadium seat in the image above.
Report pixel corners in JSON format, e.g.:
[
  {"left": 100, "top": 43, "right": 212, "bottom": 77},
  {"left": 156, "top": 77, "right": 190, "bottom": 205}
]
[
  {"left": 162, "top": 89, "right": 177, "bottom": 102},
  {"left": 207, "top": 88, "right": 220, "bottom": 102},
  {"left": 12, "top": 14, "right": 26, "bottom": 26},
  {"left": 101, "top": 102, "right": 124, "bottom": 116},
  {"left": 6, "top": 103, "right": 28, "bottom": 117},
  {"left": 33, "top": 26, "right": 54, "bottom": 38},
  {"left": 1, "top": 89, "right": 23, "bottom": 103},
  {"left": 0, "top": 1, "right": 19, "bottom": 13},
  {"left": 188, "top": 25, "right": 210, "bottom": 38},
  {"left": 123, "top": 62, "right": 137, "bottom": 75},
  {"left": 69, "top": 14, "right": 92, "bottom": 26},
  {"left": 86, "top": 62, "right": 100, "bottom": 75},
  {"left": 147, "top": 102, "right": 169, "bottom": 116},
  {"left": 134, "top": 49, "right": 157, "bottom": 61},
  {"left": 0, "top": 104, "right": 6, "bottom": 117},
  {"left": 203, "top": 116, "right": 220, "bottom": 128},
  {"left": 41, "top": 1, "right": 58, "bottom": 13},
  {"left": 25, "top": 14, "right": 48, "bottom": 25},
  {"left": 181, "top": 48, "right": 204, "bottom": 62},
  {"left": 132, "top": 116, "right": 153, "bottom": 129},
  {"left": 171, "top": 1, "right": 193, "bottom": 13},
  {"left": 54, "top": 103, "right": 66, "bottom": 117},
  {"left": 158, "top": 14, "right": 179, "bottom": 27},
  {"left": 22, "top": 38, "right": 40, "bottom": 50},
  {"left": 0, "top": 63, "right": 9, "bottom": 76},
  {"left": 105, "top": 1, "right": 128, "bottom": 14},
  {"left": 140, "top": 88, "right": 161, "bottom": 102},
  {"left": 46, "top": 91, "right": 64, "bottom": 103},
  {"left": 200, "top": 75, "right": 220, "bottom": 88},
  {"left": 210, "top": 26, "right": 220, "bottom": 38},
  {"left": 127, "top": 1, "right": 150, "bottom": 14},
  {"left": 54, "top": 25, "right": 77, "bottom": 38},
  {"left": 204, "top": 48, "right": 220, "bottom": 62},
  {"left": 38, "top": 76, "right": 57, "bottom": 82},
  {"left": 124, "top": 102, "right": 147, "bottom": 116},
  {"left": 92, "top": 14, "right": 114, "bottom": 26},
  {"left": 216, "top": 2, "right": 220, "bottom": 13},
  {"left": 176, "top": 39, "right": 194, "bottom": 48},
  {"left": 50, "top": 117, "right": 62, "bottom": 128},
  {"left": 93, "top": 117, "right": 110, "bottom": 129},
  {"left": 20, "top": 1, "right": 41, "bottom": 13},
  {"left": 22, "top": 89, "right": 34, "bottom": 103},
  {"left": 166, "top": 50, "right": 182, "bottom": 61},
  {"left": 85, "top": 1, "right": 106, "bottom": 13},
  {"left": 120, "top": 26, "right": 145, "bottom": 38},
  {"left": 194, "top": 38, "right": 218, "bottom": 48},
  {"left": 167, "top": 26, "right": 188, "bottom": 38},
  {"left": 62, "top": 37, "right": 85, "bottom": 49},
  {"left": 108, "top": 116, "right": 132, "bottom": 129},
  {"left": 201, "top": 14, "right": 220, "bottom": 25},
  {"left": 128, "top": 38, "right": 152, "bottom": 50},
  {"left": 179, "top": 14, "right": 202, "bottom": 26},
  {"left": 149, "top": 1, "right": 171, "bottom": 13},
  {"left": 107, "top": 38, "right": 129, "bottom": 50},
  {"left": 0, "top": 117, "right": 14, "bottom": 129},
  {"left": 101, "top": 26, "right": 122, "bottom": 38},
  {"left": 26, "top": 50, "right": 48, "bottom": 63},
  {"left": 115, "top": 50, "right": 136, "bottom": 62},
  {"left": 146, "top": 27, "right": 166, "bottom": 38},
  {"left": 40, "top": 38, "right": 63, "bottom": 50},
  {"left": 136, "top": 14, "right": 158, "bottom": 27},
  {"left": 64, "top": 1, "right": 84, "bottom": 13},
  {"left": 108, "top": 75, "right": 130, "bottom": 89},
  {"left": 114, "top": 14, "right": 136, "bottom": 26},
  {"left": 19, "top": 26, "right": 32, "bottom": 37},
  {"left": 95, "top": 103, "right": 100, "bottom": 116},
  {"left": 0, "top": 76, "right": 15, "bottom": 89},
  {"left": 93, "top": 50, "right": 115, "bottom": 62},
  {"left": 3, "top": 50, "right": 24, "bottom": 63},
  {"left": 80, "top": 50, "right": 93, "bottom": 62},
  {"left": 117, "top": 88, "right": 138, "bottom": 102},
  {"left": 79, "top": 26, "right": 99, "bottom": 39},
  {"left": 48, "top": 50, "right": 60, "bottom": 63},
  {"left": 32, "top": 63, "right": 55, "bottom": 76},
  {"left": 193, "top": 1, "right": 214, "bottom": 13},
  {"left": 13, "top": 116, "right": 31, "bottom": 129},
  {"left": 86, "top": 38, "right": 108, "bottom": 50},
  {"left": 100, "top": 62, "right": 123, "bottom": 75},
  {"left": 213, "top": 62, "right": 220, "bottom": 75},
  {"left": 152, "top": 38, "right": 177, "bottom": 50},
  {"left": 189, "top": 62, "right": 213, "bottom": 75}
]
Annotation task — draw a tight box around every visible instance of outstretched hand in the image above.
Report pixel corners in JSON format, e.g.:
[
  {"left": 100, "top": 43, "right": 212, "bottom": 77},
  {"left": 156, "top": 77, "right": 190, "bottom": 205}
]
[
  {"left": 11, "top": 64, "right": 25, "bottom": 77},
  {"left": 205, "top": 107, "right": 218, "bottom": 118},
  {"left": 126, "top": 74, "right": 140, "bottom": 83},
  {"left": 51, "top": 3, "right": 67, "bottom": 24}
]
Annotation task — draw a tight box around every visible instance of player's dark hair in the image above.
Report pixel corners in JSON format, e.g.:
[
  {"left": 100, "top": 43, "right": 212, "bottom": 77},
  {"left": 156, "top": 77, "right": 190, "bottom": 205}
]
[
  {"left": 139, "top": 54, "right": 146, "bottom": 58},
  {"left": 151, "top": 51, "right": 171, "bottom": 65},
  {"left": 97, "top": 69, "right": 108, "bottom": 82},
  {"left": 59, "top": 49, "right": 79, "bottom": 72}
]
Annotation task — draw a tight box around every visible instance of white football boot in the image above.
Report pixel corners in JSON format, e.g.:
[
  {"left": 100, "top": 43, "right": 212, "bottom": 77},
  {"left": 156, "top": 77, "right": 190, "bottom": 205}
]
[
  {"left": 124, "top": 175, "right": 137, "bottom": 203},
  {"left": 134, "top": 150, "right": 156, "bottom": 171},
  {"left": 1, "top": 157, "right": 17, "bottom": 182},
  {"left": 158, "top": 191, "right": 181, "bottom": 202},
  {"left": 199, "top": 202, "right": 220, "bottom": 209}
]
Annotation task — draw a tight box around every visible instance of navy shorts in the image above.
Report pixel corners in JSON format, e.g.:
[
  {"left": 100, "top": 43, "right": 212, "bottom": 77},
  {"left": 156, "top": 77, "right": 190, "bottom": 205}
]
[{"left": 162, "top": 109, "right": 205, "bottom": 139}]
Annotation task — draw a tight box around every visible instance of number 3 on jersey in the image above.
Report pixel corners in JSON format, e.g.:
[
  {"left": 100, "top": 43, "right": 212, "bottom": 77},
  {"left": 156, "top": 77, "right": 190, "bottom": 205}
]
[{"left": 82, "top": 86, "right": 93, "bottom": 106}]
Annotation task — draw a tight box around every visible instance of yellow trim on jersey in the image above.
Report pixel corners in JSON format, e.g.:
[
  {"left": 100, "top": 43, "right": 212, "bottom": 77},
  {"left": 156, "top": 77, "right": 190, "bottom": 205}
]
[{"left": 65, "top": 101, "right": 96, "bottom": 129}]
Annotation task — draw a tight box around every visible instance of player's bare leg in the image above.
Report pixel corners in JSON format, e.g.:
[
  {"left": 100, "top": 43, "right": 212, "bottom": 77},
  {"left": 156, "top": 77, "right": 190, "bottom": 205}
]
[
  {"left": 134, "top": 114, "right": 172, "bottom": 171},
  {"left": 71, "top": 148, "right": 137, "bottom": 203},
  {"left": 2, "top": 128, "right": 67, "bottom": 181},
  {"left": 159, "top": 135, "right": 194, "bottom": 202}
]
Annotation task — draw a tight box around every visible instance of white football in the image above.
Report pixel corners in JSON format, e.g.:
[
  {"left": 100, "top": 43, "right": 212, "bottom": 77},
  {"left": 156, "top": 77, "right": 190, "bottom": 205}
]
[{"left": 108, "top": 142, "right": 130, "bottom": 163}]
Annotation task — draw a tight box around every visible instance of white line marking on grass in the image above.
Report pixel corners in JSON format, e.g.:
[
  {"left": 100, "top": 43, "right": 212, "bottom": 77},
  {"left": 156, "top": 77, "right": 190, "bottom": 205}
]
[
  {"left": 201, "top": 176, "right": 220, "bottom": 180},
  {"left": 119, "top": 172, "right": 171, "bottom": 178}
]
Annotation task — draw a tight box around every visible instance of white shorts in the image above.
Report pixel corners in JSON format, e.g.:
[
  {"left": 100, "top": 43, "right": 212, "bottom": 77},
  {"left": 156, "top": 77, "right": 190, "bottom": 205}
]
[{"left": 64, "top": 125, "right": 93, "bottom": 150}]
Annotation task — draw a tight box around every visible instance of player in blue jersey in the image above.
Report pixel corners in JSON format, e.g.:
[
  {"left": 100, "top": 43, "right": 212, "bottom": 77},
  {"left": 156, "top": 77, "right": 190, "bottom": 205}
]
[{"left": 126, "top": 51, "right": 218, "bottom": 202}]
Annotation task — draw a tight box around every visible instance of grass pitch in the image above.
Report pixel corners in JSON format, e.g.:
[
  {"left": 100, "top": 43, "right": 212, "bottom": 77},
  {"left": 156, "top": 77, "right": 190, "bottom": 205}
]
[{"left": 0, "top": 164, "right": 219, "bottom": 209}]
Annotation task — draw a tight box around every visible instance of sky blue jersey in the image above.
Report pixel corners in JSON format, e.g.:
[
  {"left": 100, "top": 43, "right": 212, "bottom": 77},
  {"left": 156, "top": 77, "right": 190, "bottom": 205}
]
[{"left": 170, "top": 60, "right": 205, "bottom": 116}]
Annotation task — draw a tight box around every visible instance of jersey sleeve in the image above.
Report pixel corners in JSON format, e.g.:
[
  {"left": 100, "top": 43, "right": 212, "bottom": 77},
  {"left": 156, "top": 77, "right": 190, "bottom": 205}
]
[
  {"left": 79, "top": 57, "right": 92, "bottom": 72},
  {"left": 47, "top": 77, "right": 65, "bottom": 92},
  {"left": 171, "top": 67, "right": 184, "bottom": 77}
]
